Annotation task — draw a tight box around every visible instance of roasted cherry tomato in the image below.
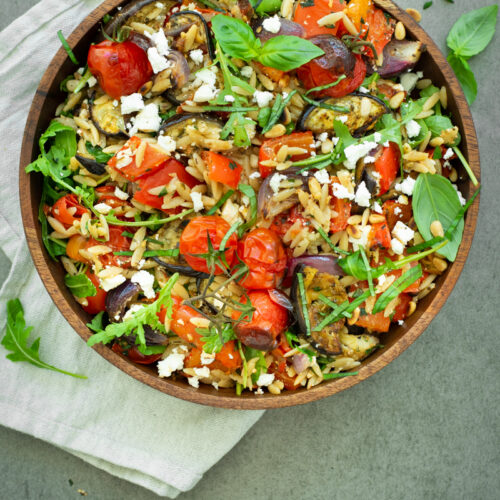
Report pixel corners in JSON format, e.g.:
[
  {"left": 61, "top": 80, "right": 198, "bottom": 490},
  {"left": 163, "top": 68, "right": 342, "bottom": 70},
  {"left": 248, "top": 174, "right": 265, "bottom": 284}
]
[
  {"left": 356, "top": 309, "right": 390, "bottom": 333},
  {"left": 202, "top": 151, "right": 242, "bottom": 189},
  {"left": 133, "top": 158, "right": 200, "bottom": 211},
  {"left": 108, "top": 136, "right": 171, "bottom": 181},
  {"left": 112, "top": 343, "right": 163, "bottom": 365},
  {"left": 293, "top": 0, "right": 345, "bottom": 38},
  {"left": 392, "top": 293, "right": 411, "bottom": 323},
  {"left": 86, "top": 225, "right": 132, "bottom": 268},
  {"left": 374, "top": 142, "right": 400, "bottom": 195},
  {"left": 297, "top": 53, "right": 367, "bottom": 99},
  {"left": 82, "top": 271, "right": 107, "bottom": 315},
  {"left": 232, "top": 290, "right": 289, "bottom": 351},
  {"left": 329, "top": 176, "right": 352, "bottom": 233},
  {"left": 258, "top": 132, "right": 315, "bottom": 178},
  {"left": 237, "top": 228, "right": 287, "bottom": 289},
  {"left": 184, "top": 344, "right": 242, "bottom": 373},
  {"left": 51, "top": 194, "right": 89, "bottom": 227},
  {"left": 66, "top": 234, "right": 89, "bottom": 263},
  {"left": 362, "top": 7, "right": 396, "bottom": 58},
  {"left": 179, "top": 216, "right": 238, "bottom": 275},
  {"left": 87, "top": 41, "right": 153, "bottom": 100},
  {"left": 95, "top": 185, "right": 129, "bottom": 209}
]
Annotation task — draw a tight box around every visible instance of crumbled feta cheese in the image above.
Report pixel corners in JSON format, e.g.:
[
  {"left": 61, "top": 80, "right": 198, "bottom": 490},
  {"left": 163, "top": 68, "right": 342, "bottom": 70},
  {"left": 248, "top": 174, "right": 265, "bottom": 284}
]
[
  {"left": 354, "top": 181, "right": 371, "bottom": 207},
  {"left": 94, "top": 202, "right": 113, "bottom": 214},
  {"left": 155, "top": 1, "right": 164, "bottom": 7},
  {"left": 269, "top": 173, "right": 287, "bottom": 193},
  {"left": 391, "top": 238, "right": 405, "bottom": 255},
  {"left": 100, "top": 274, "right": 126, "bottom": 292},
  {"left": 129, "top": 103, "right": 162, "bottom": 134},
  {"left": 120, "top": 93, "right": 144, "bottom": 114},
  {"left": 122, "top": 303, "right": 145, "bottom": 321},
  {"left": 394, "top": 206, "right": 402, "bottom": 215},
  {"left": 190, "top": 49, "right": 204, "bottom": 65},
  {"left": 395, "top": 176, "right": 416, "bottom": 196},
  {"left": 358, "top": 86, "right": 369, "bottom": 94},
  {"left": 337, "top": 115, "right": 348, "bottom": 123},
  {"left": 332, "top": 183, "right": 354, "bottom": 200},
  {"left": 131, "top": 270, "right": 155, "bottom": 299},
  {"left": 398, "top": 320, "right": 405, "bottom": 326},
  {"left": 255, "top": 388, "right": 264, "bottom": 395},
  {"left": 372, "top": 202, "right": 383, "bottom": 214},
  {"left": 87, "top": 76, "right": 97, "bottom": 88},
  {"left": 200, "top": 352, "right": 215, "bottom": 365},
  {"left": 317, "top": 132, "right": 328, "bottom": 143},
  {"left": 262, "top": 15, "right": 281, "bottom": 34},
  {"left": 193, "top": 83, "right": 218, "bottom": 102},
  {"left": 282, "top": 91, "right": 289, "bottom": 98},
  {"left": 147, "top": 47, "right": 170, "bottom": 73},
  {"left": 158, "top": 347, "right": 187, "bottom": 378},
  {"left": 373, "top": 132, "right": 382, "bottom": 143},
  {"left": 377, "top": 274, "right": 387, "bottom": 286},
  {"left": 453, "top": 184, "right": 466, "bottom": 206},
  {"left": 249, "top": 171, "right": 261, "bottom": 179},
  {"left": 188, "top": 366, "right": 211, "bottom": 388},
  {"left": 148, "top": 30, "right": 170, "bottom": 55},
  {"left": 364, "top": 156, "right": 376, "bottom": 164},
  {"left": 157, "top": 134, "right": 176, "bottom": 154},
  {"left": 195, "top": 67, "right": 217, "bottom": 86},
  {"left": 383, "top": 141, "right": 390, "bottom": 147},
  {"left": 190, "top": 191, "right": 204, "bottom": 212},
  {"left": 240, "top": 66, "right": 253, "bottom": 78},
  {"left": 314, "top": 169, "right": 330, "bottom": 184},
  {"left": 406, "top": 119, "right": 421, "bottom": 138},
  {"left": 112, "top": 100, "right": 119, "bottom": 107},
  {"left": 332, "top": 137, "right": 339, "bottom": 146},
  {"left": 224, "top": 94, "right": 235, "bottom": 103},
  {"left": 392, "top": 221, "right": 414, "bottom": 245},
  {"left": 443, "top": 148, "right": 454, "bottom": 160},
  {"left": 348, "top": 225, "right": 372, "bottom": 250},
  {"left": 343, "top": 141, "right": 378, "bottom": 169},
  {"left": 114, "top": 187, "right": 129, "bottom": 200},
  {"left": 253, "top": 90, "right": 274, "bottom": 108},
  {"left": 256, "top": 373, "right": 275, "bottom": 387}
]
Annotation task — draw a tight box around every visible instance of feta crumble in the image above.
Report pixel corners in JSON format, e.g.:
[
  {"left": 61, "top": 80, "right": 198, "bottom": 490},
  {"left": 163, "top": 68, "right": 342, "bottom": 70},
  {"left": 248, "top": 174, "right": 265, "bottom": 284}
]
[
  {"left": 131, "top": 270, "right": 156, "bottom": 299},
  {"left": 348, "top": 225, "right": 372, "bottom": 250},
  {"left": 256, "top": 373, "right": 275, "bottom": 387},
  {"left": 122, "top": 303, "right": 145, "bottom": 321},
  {"left": 394, "top": 206, "right": 402, "bottom": 215},
  {"left": 147, "top": 47, "right": 170, "bottom": 74},
  {"left": 224, "top": 94, "right": 235, "bottom": 103},
  {"left": 253, "top": 90, "right": 274, "bottom": 108},
  {"left": 262, "top": 15, "right": 281, "bottom": 34},
  {"left": 373, "top": 132, "right": 382, "bottom": 143},
  {"left": 195, "top": 67, "right": 217, "bottom": 86},
  {"left": 240, "top": 66, "right": 253, "bottom": 78},
  {"left": 249, "top": 171, "right": 261, "bottom": 179},
  {"left": 269, "top": 173, "right": 287, "bottom": 193},
  {"left": 406, "top": 119, "right": 421, "bottom": 138},
  {"left": 100, "top": 274, "right": 126, "bottom": 292},
  {"left": 94, "top": 202, "right": 113, "bottom": 214},
  {"left": 148, "top": 29, "right": 169, "bottom": 56},
  {"left": 390, "top": 238, "right": 405, "bottom": 255},
  {"left": 129, "top": 103, "right": 162, "bottom": 134},
  {"left": 453, "top": 184, "right": 466, "bottom": 206},
  {"left": 193, "top": 83, "right": 218, "bottom": 102},
  {"left": 358, "top": 86, "right": 369, "bottom": 94},
  {"left": 395, "top": 176, "right": 416, "bottom": 196},
  {"left": 200, "top": 352, "right": 215, "bottom": 365},
  {"left": 190, "top": 191, "right": 204, "bottom": 212},
  {"left": 354, "top": 181, "right": 372, "bottom": 207},
  {"left": 189, "top": 49, "right": 204, "bottom": 64},
  {"left": 188, "top": 366, "right": 211, "bottom": 388},
  {"left": 343, "top": 141, "right": 378, "bottom": 170},
  {"left": 331, "top": 183, "right": 354, "bottom": 200},
  {"left": 443, "top": 148, "right": 454, "bottom": 160},
  {"left": 114, "top": 187, "right": 129, "bottom": 200},
  {"left": 372, "top": 202, "right": 383, "bottom": 214},
  {"left": 314, "top": 169, "right": 330, "bottom": 184},
  {"left": 120, "top": 93, "right": 144, "bottom": 114},
  {"left": 87, "top": 76, "right": 97, "bottom": 88},
  {"left": 157, "top": 134, "right": 176, "bottom": 154},
  {"left": 158, "top": 347, "right": 188, "bottom": 378},
  {"left": 392, "top": 221, "right": 414, "bottom": 245}
]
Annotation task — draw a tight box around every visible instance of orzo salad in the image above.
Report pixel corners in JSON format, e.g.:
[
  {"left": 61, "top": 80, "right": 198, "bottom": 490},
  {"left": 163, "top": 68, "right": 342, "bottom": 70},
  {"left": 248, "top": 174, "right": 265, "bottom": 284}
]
[{"left": 27, "top": 0, "right": 479, "bottom": 395}]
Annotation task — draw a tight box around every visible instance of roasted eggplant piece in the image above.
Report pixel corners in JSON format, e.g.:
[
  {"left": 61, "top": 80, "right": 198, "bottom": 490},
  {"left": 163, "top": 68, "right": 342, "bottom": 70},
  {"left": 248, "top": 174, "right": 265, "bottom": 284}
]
[
  {"left": 291, "top": 264, "right": 348, "bottom": 357},
  {"left": 75, "top": 155, "right": 107, "bottom": 175},
  {"left": 285, "top": 255, "right": 343, "bottom": 285},
  {"left": 159, "top": 114, "right": 224, "bottom": 150},
  {"left": 207, "top": 0, "right": 253, "bottom": 20},
  {"left": 338, "top": 330, "right": 379, "bottom": 361},
  {"left": 164, "top": 11, "right": 215, "bottom": 60},
  {"left": 354, "top": 143, "right": 383, "bottom": 196},
  {"left": 375, "top": 39, "right": 424, "bottom": 78},
  {"left": 103, "top": 0, "right": 175, "bottom": 38},
  {"left": 299, "top": 93, "right": 389, "bottom": 137},
  {"left": 252, "top": 18, "right": 305, "bottom": 43},
  {"left": 151, "top": 51, "right": 191, "bottom": 95},
  {"left": 90, "top": 94, "right": 127, "bottom": 137},
  {"left": 105, "top": 280, "right": 141, "bottom": 321}
]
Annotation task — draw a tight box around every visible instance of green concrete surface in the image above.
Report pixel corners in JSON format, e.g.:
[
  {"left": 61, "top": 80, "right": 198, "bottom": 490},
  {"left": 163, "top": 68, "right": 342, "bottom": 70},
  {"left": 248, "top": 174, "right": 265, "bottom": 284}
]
[{"left": 1, "top": 1, "right": 499, "bottom": 499}]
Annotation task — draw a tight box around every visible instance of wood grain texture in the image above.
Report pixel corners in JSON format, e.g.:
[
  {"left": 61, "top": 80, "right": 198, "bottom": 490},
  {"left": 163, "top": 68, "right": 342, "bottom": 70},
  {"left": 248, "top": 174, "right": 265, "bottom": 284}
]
[{"left": 18, "top": 0, "right": 480, "bottom": 409}]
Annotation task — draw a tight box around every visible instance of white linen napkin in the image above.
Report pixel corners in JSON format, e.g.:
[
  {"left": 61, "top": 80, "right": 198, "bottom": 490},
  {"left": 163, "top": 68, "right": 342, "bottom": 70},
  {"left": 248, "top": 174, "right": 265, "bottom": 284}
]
[{"left": 0, "top": 1, "right": 263, "bottom": 497}]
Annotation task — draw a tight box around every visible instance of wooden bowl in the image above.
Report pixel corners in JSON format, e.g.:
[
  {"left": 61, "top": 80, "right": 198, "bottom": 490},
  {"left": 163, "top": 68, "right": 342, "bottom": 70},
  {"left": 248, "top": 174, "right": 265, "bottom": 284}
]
[{"left": 19, "top": 0, "right": 480, "bottom": 409}]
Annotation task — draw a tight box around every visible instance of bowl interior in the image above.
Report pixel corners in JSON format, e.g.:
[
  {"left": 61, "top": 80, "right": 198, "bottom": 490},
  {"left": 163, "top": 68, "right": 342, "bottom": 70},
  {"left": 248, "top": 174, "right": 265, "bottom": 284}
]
[{"left": 19, "top": 0, "right": 480, "bottom": 409}]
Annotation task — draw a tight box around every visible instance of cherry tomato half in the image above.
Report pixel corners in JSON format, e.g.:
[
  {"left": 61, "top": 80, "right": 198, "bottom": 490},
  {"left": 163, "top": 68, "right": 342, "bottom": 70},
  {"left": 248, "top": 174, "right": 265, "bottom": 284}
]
[
  {"left": 111, "top": 343, "right": 163, "bottom": 365},
  {"left": 82, "top": 271, "right": 107, "bottom": 315},
  {"left": 179, "top": 216, "right": 238, "bottom": 275},
  {"left": 374, "top": 142, "right": 401, "bottom": 195},
  {"left": 237, "top": 228, "right": 286, "bottom": 289},
  {"left": 66, "top": 234, "right": 89, "bottom": 263},
  {"left": 86, "top": 225, "right": 132, "bottom": 268},
  {"left": 51, "top": 194, "right": 88, "bottom": 227},
  {"left": 293, "top": 0, "right": 345, "bottom": 38},
  {"left": 88, "top": 41, "right": 153, "bottom": 100},
  {"left": 232, "top": 290, "right": 289, "bottom": 351}
]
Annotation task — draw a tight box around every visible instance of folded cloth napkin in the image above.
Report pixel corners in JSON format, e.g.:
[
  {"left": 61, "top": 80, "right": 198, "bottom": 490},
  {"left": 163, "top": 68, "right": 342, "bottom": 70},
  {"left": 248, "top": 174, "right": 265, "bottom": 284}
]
[{"left": 0, "top": 1, "right": 263, "bottom": 497}]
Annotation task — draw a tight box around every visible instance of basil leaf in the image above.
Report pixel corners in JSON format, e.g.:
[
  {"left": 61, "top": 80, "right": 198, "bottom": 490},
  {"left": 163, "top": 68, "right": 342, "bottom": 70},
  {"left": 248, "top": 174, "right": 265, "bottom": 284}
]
[
  {"left": 446, "top": 5, "right": 498, "bottom": 58},
  {"left": 257, "top": 36, "right": 324, "bottom": 71},
  {"left": 447, "top": 53, "right": 478, "bottom": 105},
  {"left": 64, "top": 273, "right": 97, "bottom": 298},
  {"left": 211, "top": 14, "right": 261, "bottom": 60},
  {"left": 424, "top": 115, "right": 460, "bottom": 145},
  {"left": 412, "top": 174, "right": 464, "bottom": 262},
  {"left": 372, "top": 265, "right": 423, "bottom": 314},
  {"left": 255, "top": 0, "right": 282, "bottom": 15}
]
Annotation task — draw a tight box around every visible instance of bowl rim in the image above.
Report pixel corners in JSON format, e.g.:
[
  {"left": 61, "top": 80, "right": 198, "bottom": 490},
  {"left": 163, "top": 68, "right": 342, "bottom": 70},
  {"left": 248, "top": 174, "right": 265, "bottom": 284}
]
[{"left": 18, "top": 0, "right": 480, "bottom": 410}]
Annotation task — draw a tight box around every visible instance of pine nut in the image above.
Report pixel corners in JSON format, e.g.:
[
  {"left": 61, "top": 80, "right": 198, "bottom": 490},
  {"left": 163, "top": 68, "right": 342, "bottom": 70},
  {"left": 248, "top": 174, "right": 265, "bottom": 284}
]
[
  {"left": 430, "top": 220, "right": 444, "bottom": 238},
  {"left": 449, "top": 167, "right": 458, "bottom": 182},
  {"left": 360, "top": 97, "right": 372, "bottom": 117},
  {"left": 430, "top": 137, "right": 444, "bottom": 147},
  {"left": 408, "top": 301, "right": 417, "bottom": 316},
  {"left": 389, "top": 91, "right": 406, "bottom": 109},
  {"left": 416, "top": 78, "right": 432, "bottom": 89},
  {"left": 264, "top": 124, "right": 286, "bottom": 138},
  {"left": 439, "top": 86, "right": 448, "bottom": 109},
  {"left": 347, "top": 307, "right": 361, "bottom": 325},
  {"left": 432, "top": 256, "right": 448, "bottom": 273},
  {"left": 369, "top": 214, "right": 386, "bottom": 224},
  {"left": 342, "top": 13, "right": 358, "bottom": 36},
  {"left": 347, "top": 215, "right": 362, "bottom": 225},
  {"left": 347, "top": 225, "right": 362, "bottom": 239},
  {"left": 317, "top": 11, "right": 344, "bottom": 26},
  {"left": 395, "top": 21, "right": 406, "bottom": 40},
  {"left": 406, "top": 8, "right": 422, "bottom": 22}
]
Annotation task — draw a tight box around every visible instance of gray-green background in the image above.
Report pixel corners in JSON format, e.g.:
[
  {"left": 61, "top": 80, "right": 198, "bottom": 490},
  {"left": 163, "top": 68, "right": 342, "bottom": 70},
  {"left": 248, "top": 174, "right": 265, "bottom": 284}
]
[{"left": 1, "top": 1, "right": 499, "bottom": 498}]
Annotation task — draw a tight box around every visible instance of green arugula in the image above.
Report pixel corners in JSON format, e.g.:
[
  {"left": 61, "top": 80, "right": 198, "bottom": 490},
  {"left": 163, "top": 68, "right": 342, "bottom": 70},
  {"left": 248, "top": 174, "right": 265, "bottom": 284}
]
[
  {"left": 104, "top": 208, "right": 193, "bottom": 227},
  {"left": 64, "top": 273, "right": 96, "bottom": 298},
  {"left": 2, "top": 299, "right": 86, "bottom": 378},
  {"left": 87, "top": 273, "right": 178, "bottom": 353},
  {"left": 446, "top": 5, "right": 498, "bottom": 104},
  {"left": 200, "top": 322, "right": 236, "bottom": 353},
  {"left": 85, "top": 141, "right": 113, "bottom": 163}
]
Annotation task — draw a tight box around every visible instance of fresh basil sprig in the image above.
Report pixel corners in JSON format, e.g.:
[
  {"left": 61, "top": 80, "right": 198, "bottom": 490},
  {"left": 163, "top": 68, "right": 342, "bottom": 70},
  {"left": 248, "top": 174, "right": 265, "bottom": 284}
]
[
  {"left": 211, "top": 15, "right": 324, "bottom": 71},
  {"left": 446, "top": 5, "right": 498, "bottom": 104}
]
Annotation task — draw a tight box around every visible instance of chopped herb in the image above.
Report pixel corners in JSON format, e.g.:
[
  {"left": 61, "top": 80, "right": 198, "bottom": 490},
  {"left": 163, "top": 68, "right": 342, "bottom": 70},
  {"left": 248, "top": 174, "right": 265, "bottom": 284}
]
[
  {"left": 316, "top": 226, "right": 350, "bottom": 254},
  {"left": 262, "top": 91, "right": 297, "bottom": 134},
  {"left": 322, "top": 371, "right": 359, "bottom": 379},
  {"left": 297, "top": 273, "right": 311, "bottom": 336},
  {"left": 359, "top": 246, "right": 374, "bottom": 296},
  {"left": 453, "top": 146, "right": 478, "bottom": 186},
  {"left": 304, "top": 75, "right": 347, "bottom": 96},
  {"left": 64, "top": 273, "right": 96, "bottom": 298},
  {"left": 57, "top": 30, "right": 79, "bottom": 65},
  {"left": 237, "top": 184, "right": 257, "bottom": 237},
  {"left": 105, "top": 209, "right": 193, "bottom": 227},
  {"left": 113, "top": 249, "right": 180, "bottom": 258},
  {"left": 85, "top": 141, "right": 113, "bottom": 163},
  {"left": 206, "top": 189, "right": 235, "bottom": 215},
  {"left": 423, "top": 1, "right": 433, "bottom": 9}
]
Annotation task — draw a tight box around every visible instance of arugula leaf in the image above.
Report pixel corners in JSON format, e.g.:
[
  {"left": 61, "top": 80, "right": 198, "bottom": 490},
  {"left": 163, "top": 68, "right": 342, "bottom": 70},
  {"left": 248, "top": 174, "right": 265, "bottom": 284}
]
[
  {"left": 447, "top": 53, "right": 478, "bottom": 105},
  {"left": 87, "top": 273, "right": 179, "bottom": 350},
  {"left": 200, "top": 323, "right": 236, "bottom": 353},
  {"left": 237, "top": 184, "right": 257, "bottom": 237},
  {"left": 446, "top": 5, "right": 498, "bottom": 58},
  {"left": 423, "top": 1, "right": 433, "bottom": 9},
  {"left": 85, "top": 141, "right": 113, "bottom": 163},
  {"left": 211, "top": 15, "right": 261, "bottom": 60},
  {"left": 87, "top": 311, "right": 105, "bottom": 333},
  {"left": 372, "top": 265, "right": 422, "bottom": 314},
  {"left": 2, "top": 299, "right": 86, "bottom": 378},
  {"left": 64, "top": 273, "right": 97, "bottom": 298},
  {"left": 412, "top": 174, "right": 464, "bottom": 262},
  {"left": 424, "top": 115, "right": 457, "bottom": 140}
]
